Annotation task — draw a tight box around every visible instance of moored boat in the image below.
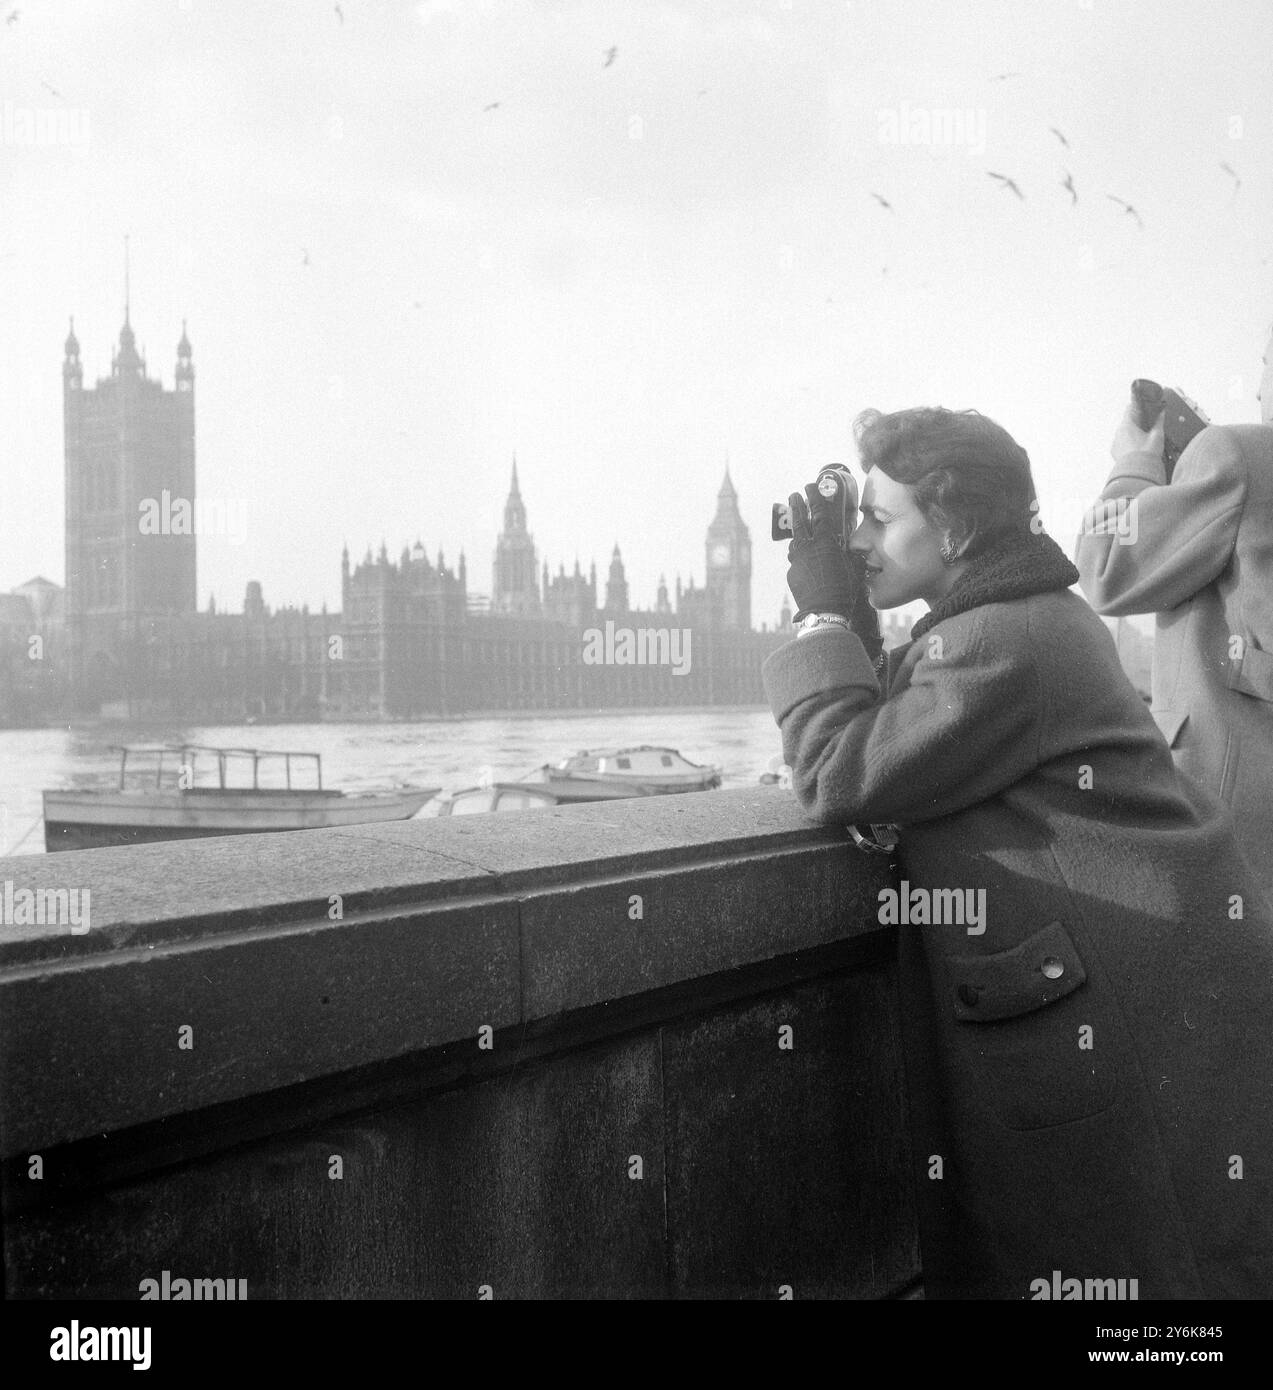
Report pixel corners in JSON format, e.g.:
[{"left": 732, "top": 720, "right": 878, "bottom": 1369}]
[
  {"left": 522, "top": 744, "right": 721, "bottom": 800},
  {"left": 425, "top": 781, "right": 590, "bottom": 816},
  {"left": 42, "top": 744, "right": 439, "bottom": 852}
]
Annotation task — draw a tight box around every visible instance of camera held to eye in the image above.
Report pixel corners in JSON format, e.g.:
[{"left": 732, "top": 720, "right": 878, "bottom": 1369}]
[
  {"left": 1130, "top": 379, "right": 1211, "bottom": 481},
  {"left": 771, "top": 464, "right": 858, "bottom": 548}
]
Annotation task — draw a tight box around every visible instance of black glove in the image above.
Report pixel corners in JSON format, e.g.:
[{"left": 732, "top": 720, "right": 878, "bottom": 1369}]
[{"left": 785, "top": 484, "right": 859, "bottom": 622}]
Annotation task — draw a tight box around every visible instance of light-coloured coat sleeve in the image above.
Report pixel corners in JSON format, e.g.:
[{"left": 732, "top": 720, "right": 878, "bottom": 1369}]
[
  {"left": 1074, "top": 426, "right": 1246, "bottom": 616},
  {"left": 762, "top": 610, "right": 1043, "bottom": 827}
]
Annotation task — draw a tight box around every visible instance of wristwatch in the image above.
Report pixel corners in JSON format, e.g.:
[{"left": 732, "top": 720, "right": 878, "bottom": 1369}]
[{"left": 796, "top": 612, "right": 850, "bottom": 636}]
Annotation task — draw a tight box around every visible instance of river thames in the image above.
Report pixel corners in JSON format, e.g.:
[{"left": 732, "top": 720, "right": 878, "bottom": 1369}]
[{"left": 0, "top": 706, "right": 786, "bottom": 856}]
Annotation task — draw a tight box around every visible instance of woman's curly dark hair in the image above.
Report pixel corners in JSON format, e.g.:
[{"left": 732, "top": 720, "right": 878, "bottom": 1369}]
[{"left": 853, "top": 406, "right": 1038, "bottom": 556}]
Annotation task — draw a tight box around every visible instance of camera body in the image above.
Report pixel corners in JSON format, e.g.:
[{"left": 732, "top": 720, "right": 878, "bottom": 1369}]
[
  {"left": 1131, "top": 379, "right": 1211, "bottom": 481},
  {"left": 771, "top": 464, "right": 859, "bottom": 548}
]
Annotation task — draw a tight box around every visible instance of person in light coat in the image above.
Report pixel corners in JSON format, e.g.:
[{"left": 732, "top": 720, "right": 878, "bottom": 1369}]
[
  {"left": 1074, "top": 332, "right": 1273, "bottom": 899},
  {"left": 763, "top": 405, "right": 1273, "bottom": 1299}
]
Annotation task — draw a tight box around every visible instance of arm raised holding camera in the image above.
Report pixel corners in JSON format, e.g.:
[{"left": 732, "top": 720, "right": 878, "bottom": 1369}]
[
  {"left": 1075, "top": 403, "right": 1245, "bottom": 616},
  {"left": 783, "top": 477, "right": 884, "bottom": 668}
]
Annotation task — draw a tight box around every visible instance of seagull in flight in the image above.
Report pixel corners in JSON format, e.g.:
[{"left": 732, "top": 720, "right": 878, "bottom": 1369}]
[
  {"left": 301, "top": 247, "right": 311, "bottom": 267},
  {"left": 40, "top": 78, "right": 64, "bottom": 100},
  {"left": 5, "top": 10, "right": 20, "bottom": 25},
  {"left": 603, "top": 46, "right": 618, "bottom": 67},
  {"left": 482, "top": 101, "right": 501, "bottom": 111},
  {"left": 1061, "top": 170, "right": 1078, "bottom": 205},
  {"left": 987, "top": 171, "right": 1025, "bottom": 201},
  {"left": 991, "top": 71, "right": 1021, "bottom": 81},
  {"left": 334, "top": 4, "right": 344, "bottom": 24},
  {"left": 1220, "top": 161, "right": 1241, "bottom": 197},
  {"left": 869, "top": 192, "right": 894, "bottom": 212},
  {"left": 1049, "top": 126, "right": 1070, "bottom": 149},
  {"left": 1106, "top": 194, "right": 1144, "bottom": 230}
]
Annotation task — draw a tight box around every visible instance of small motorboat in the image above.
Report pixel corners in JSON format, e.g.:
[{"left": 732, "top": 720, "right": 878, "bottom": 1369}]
[
  {"left": 42, "top": 744, "right": 439, "bottom": 852},
  {"left": 425, "top": 782, "right": 581, "bottom": 817},
  {"left": 426, "top": 768, "right": 657, "bottom": 816},
  {"left": 521, "top": 744, "right": 721, "bottom": 801}
]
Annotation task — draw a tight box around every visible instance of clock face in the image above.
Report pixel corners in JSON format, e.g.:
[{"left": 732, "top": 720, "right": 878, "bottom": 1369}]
[{"left": 710, "top": 543, "right": 731, "bottom": 566}]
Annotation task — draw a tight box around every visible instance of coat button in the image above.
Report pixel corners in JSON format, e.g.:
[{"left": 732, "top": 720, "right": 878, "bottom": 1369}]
[
  {"left": 958, "top": 983, "right": 981, "bottom": 1007},
  {"left": 1040, "top": 957, "right": 1065, "bottom": 980}
]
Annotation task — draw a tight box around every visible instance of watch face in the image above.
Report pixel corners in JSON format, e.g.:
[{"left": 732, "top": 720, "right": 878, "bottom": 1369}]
[{"left": 710, "top": 544, "right": 730, "bottom": 566}]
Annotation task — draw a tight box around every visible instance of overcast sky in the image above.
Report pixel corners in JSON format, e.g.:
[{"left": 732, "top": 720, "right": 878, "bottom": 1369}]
[{"left": 3, "top": 0, "right": 1271, "bottom": 629}]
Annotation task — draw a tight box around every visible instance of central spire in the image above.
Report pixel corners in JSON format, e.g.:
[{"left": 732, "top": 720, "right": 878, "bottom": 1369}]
[
  {"left": 492, "top": 453, "right": 540, "bottom": 615},
  {"left": 118, "top": 234, "right": 138, "bottom": 362},
  {"left": 503, "top": 455, "right": 527, "bottom": 534}
]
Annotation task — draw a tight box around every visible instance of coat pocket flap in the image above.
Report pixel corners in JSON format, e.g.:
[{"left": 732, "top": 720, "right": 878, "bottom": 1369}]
[
  {"left": 1150, "top": 707, "right": 1189, "bottom": 747},
  {"left": 1229, "top": 642, "right": 1273, "bottom": 703},
  {"left": 948, "top": 920, "right": 1087, "bottom": 1023}
]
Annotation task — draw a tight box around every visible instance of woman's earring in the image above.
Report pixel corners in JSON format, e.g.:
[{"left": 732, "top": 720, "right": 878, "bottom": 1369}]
[{"left": 940, "top": 537, "right": 960, "bottom": 566}]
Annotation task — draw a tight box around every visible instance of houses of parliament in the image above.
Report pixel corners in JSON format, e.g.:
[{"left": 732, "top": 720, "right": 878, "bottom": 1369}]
[{"left": 1, "top": 310, "right": 822, "bottom": 724}]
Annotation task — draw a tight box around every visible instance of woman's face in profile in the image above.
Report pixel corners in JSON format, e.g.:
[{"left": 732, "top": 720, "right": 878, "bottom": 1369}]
[{"left": 849, "top": 467, "right": 958, "bottom": 610}]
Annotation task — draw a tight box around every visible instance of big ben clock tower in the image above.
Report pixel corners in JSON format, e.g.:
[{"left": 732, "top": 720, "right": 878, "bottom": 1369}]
[{"left": 705, "top": 465, "right": 752, "bottom": 630}]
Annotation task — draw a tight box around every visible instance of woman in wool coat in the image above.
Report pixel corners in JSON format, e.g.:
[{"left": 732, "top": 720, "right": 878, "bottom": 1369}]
[{"left": 762, "top": 406, "right": 1273, "bottom": 1300}]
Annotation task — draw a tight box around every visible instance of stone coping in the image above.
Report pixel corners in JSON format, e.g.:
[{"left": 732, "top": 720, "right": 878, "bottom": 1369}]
[{"left": 0, "top": 788, "right": 894, "bottom": 1153}]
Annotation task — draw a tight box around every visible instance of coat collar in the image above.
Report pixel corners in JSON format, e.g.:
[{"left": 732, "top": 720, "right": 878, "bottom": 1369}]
[{"left": 910, "top": 530, "right": 1080, "bottom": 641}]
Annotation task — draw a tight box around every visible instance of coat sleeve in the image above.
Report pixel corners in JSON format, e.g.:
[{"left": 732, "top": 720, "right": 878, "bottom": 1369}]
[
  {"left": 1073, "top": 426, "right": 1246, "bottom": 616},
  {"left": 761, "top": 613, "right": 1044, "bottom": 826}
]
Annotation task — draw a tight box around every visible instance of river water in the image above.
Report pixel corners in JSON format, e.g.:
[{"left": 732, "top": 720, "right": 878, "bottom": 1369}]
[{"left": 0, "top": 707, "right": 787, "bottom": 856}]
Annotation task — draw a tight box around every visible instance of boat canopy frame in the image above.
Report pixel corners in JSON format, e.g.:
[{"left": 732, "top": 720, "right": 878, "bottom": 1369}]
[{"left": 108, "top": 744, "right": 324, "bottom": 793}]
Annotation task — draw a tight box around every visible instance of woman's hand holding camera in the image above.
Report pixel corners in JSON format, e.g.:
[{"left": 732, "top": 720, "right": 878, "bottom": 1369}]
[{"left": 785, "top": 483, "right": 860, "bottom": 622}]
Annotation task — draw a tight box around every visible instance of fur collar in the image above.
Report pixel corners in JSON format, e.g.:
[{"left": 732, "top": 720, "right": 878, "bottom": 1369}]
[{"left": 910, "top": 529, "right": 1079, "bottom": 641}]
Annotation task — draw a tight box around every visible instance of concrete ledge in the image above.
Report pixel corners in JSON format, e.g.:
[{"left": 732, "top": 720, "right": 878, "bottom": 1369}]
[{"left": 0, "top": 788, "right": 893, "bottom": 1155}]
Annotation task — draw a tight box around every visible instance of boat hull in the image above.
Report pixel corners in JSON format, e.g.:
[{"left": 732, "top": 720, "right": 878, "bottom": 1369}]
[
  {"left": 534, "top": 771, "right": 720, "bottom": 798},
  {"left": 42, "top": 788, "right": 438, "bottom": 852}
]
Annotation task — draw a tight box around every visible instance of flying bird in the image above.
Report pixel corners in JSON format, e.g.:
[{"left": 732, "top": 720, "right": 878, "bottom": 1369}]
[
  {"left": 991, "top": 71, "right": 1021, "bottom": 81},
  {"left": 1106, "top": 194, "right": 1144, "bottom": 230},
  {"left": 869, "top": 192, "right": 894, "bottom": 212},
  {"left": 603, "top": 46, "right": 617, "bottom": 67},
  {"left": 987, "top": 171, "right": 1025, "bottom": 201},
  {"left": 301, "top": 247, "right": 311, "bottom": 267},
  {"left": 1061, "top": 170, "right": 1078, "bottom": 205},
  {"left": 40, "top": 78, "right": 63, "bottom": 99},
  {"left": 482, "top": 101, "right": 501, "bottom": 111},
  {"left": 5, "top": 10, "right": 20, "bottom": 25},
  {"left": 1049, "top": 126, "right": 1070, "bottom": 149},
  {"left": 334, "top": 4, "right": 344, "bottom": 23},
  {"left": 1220, "top": 161, "right": 1241, "bottom": 197}
]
